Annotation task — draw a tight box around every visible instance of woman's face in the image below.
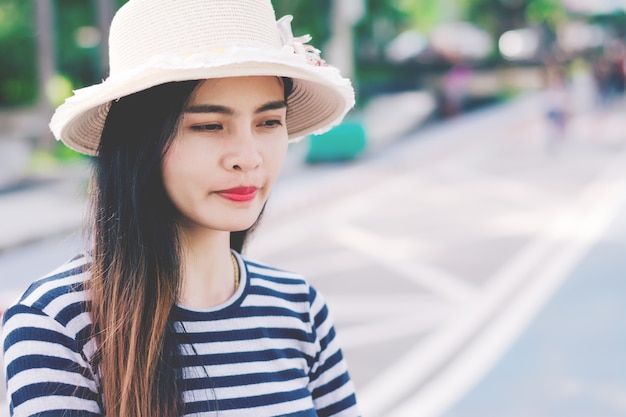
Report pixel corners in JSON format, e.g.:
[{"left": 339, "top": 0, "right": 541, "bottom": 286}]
[{"left": 162, "top": 76, "right": 289, "bottom": 234}]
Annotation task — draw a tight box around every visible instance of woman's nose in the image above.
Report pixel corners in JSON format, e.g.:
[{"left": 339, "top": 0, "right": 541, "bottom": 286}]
[{"left": 223, "top": 131, "right": 263, "bottom": 171}]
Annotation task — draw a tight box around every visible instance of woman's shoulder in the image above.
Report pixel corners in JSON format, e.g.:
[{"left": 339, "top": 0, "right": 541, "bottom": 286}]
[
  {"left": 240, "top": 254, "right": 325, "bottom": 303},
  {"left": 2, "top": 253, "right": 92, "bottom": 330},
  {"left": 242, "top": 254, "right": 307, "bottom": 284}
]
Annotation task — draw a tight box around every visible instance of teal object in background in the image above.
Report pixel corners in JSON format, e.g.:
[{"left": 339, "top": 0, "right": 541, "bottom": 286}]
[{"left": 305, "top": 121, "right": 367, "bottom": 163}]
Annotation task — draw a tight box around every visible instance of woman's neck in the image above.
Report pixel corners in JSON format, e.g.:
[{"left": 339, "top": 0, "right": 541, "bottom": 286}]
[{"left": 177, "top": 227, "right": 237, "bottom": 309}]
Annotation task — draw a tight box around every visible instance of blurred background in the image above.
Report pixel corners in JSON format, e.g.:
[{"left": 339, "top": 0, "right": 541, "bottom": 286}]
[
  {"left": 1, "top": 1, "right": 626, "bottom": 416},
  {"left": 1, "top": 0, "right": 625, "bottom": 167}
]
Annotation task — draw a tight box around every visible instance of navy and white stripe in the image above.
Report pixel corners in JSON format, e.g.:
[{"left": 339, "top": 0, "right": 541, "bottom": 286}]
[{"left": 2, "top": 253, "right": 360, "bottom": 417}]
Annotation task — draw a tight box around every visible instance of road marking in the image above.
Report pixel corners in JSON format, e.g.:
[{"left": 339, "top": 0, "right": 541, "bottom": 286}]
[
  {"left": 326, "top": 294, "right": 446, "bottom": 320},
  {"left": 464, "top": 173, "right": 563, "bottom": 207},
  {"left": 358, "top": 149, "right": 626, "bottom": 417},
  {"left": 329, "top": 224, "right": 476, "bottom": 303},
  {"left": 329, "top": 224, "right": 420, "bottom": 262},
  {"left": 327, "top": 295, "right": 452, "bottom": 350},
  {"left": 338, "top": 313, "right": 446, "bottom": 351}
]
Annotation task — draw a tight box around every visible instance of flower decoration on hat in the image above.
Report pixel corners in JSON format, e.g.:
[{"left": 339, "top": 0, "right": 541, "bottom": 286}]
[{"left": 277, "top": 15, "right": 327, "bottom": 67}]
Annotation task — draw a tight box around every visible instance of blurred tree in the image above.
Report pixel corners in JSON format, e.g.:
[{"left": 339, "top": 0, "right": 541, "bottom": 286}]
[
  {"left": 357, "top": 0, "right": 409, "bottom": 54},
  {"left": 273, "top": 0, "right": 331, "bottom": 47},
  {"left": 0, "top": 0, "right": 37, "bottom": 106},
  {"left": 464, "top": 0, "right": 567, "bottom": 63},
  {"left": 0, "top": 0, "right": 582, "bottom": 109},
  {"left": 56, "top": 0, "right": 100, "bottom": 92},
  {"left": 459, "top": 0, "right": 510, "bottom": 34},
  {"left": 352, "top": 1, "right": 411, "bottom": 101},
  {"left": 526, "top": 0, "right": 567, "bottom": 28},
  {"left": 391, "top": 0, "right": 568, "bottom": 39},
  {"left": 392, "top": 0, "right": 439, "bottom": 32}
]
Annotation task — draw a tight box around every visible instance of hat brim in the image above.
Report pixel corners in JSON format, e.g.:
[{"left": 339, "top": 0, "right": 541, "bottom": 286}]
[{"left": 50, "top": 47, "right": 355, "bottom": 156}]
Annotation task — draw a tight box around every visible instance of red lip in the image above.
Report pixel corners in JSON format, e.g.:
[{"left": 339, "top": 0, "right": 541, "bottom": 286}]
[{"left": 216, "top": 186, "right": 258, "bottom": 202}]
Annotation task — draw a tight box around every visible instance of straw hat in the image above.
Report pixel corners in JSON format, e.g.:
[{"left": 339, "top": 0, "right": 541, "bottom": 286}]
[{"left": 49, "top": 0, "right": 355, "bottom": 156}]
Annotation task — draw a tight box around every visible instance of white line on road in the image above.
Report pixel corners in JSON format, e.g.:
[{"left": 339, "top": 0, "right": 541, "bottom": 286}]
[
  {"left": 329, "top": 223, "right": 477, "bottom": 303},
  {"left": 326, "top": 294, "right": 446, "bottom": 320},
  {"left": 338, "top": 312, "right": 446, "bottom": 351},
  {"left": 358, "top": 149, "right": 626, "bottom": 417},
  {"left": 327, "top": 294, "right": 453, "bottom": 350}
]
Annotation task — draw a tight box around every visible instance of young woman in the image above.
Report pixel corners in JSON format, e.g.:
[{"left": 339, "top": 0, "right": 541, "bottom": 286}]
[{"left": 1, "top": 1, "right": 358, "bottom": 416}]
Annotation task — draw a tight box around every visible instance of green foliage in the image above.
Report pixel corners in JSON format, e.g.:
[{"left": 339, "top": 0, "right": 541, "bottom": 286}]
[
  {"left": 526, "top": 0, "right": 567, "bottom": 28},
  {"left": 0, "top": 0, "right": 29, "bottom": 37},
  {"left": 272, "top": 0, "right": 331, "bottom": 47},
  {"left": 461, "top": 0, "right": 568, "bottom": 33},
  {"left": 0, "top": 0, "right": 36, "bottom": 106},
  {"left": 392, "top": 0, "right": 439, "bottom": 32},
  {"left": 51, "top": 139, "right": 87, "bottom": 161},
  {"left": 358, "top": 0, "right": 409, "bottom": 38},
  {"left": 461, "top": 0, "right": 505, "bottom": 34},
  {"left": 56, "top": 0, "right": 100, "bottom": 90}
]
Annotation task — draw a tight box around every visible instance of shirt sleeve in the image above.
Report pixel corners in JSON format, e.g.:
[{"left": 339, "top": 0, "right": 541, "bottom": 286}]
[
  {"left": 2, "top": 303, "right": 102, "bottom": 417},
  {"left": 307, "top": 285, "right": 360, "bottom": 417}
]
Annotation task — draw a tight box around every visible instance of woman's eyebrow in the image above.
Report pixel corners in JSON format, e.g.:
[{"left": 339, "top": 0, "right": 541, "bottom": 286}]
[
  {"left": 184, "top": 104, "right": 234, "bottom": 115},
  {"left": 184, "top": 100, "right": 286, "bottom": 115},
  {"left": 255, "top": 100, "right": 287, "bottom": 114}
]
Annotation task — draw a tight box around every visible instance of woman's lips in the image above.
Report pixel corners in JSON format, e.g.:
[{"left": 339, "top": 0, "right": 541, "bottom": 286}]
[{"left": 216, "top": 186, "right": 258, "bottom": 202}]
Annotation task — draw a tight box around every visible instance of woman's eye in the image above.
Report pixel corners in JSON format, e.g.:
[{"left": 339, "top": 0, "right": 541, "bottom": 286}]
[
  {"left": 191, "top": 123, "right": 222, "bottom": 132},
  {"left": 260, "top": 119, "right": 283, "bottom": 128}
]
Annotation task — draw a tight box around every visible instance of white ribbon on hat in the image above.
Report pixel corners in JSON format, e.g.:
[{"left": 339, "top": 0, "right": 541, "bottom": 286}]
[{"left": 277, "top": 15, "right": 327, "bottom": 67}]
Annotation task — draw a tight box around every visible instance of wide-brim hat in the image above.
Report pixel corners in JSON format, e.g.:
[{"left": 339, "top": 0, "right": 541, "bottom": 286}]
[{"left": 49, "top": 0, "right": 355, "bottom": 156}]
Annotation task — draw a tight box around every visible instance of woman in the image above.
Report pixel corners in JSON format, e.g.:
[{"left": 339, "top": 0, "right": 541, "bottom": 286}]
[{"left": 1, "top": 1, "right": 358, "bottom": 416}]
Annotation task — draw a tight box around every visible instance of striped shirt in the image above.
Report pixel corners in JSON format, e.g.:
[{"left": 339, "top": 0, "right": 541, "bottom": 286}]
[{"left": 2, "top": 252, "right": 360, "bottom": 417}]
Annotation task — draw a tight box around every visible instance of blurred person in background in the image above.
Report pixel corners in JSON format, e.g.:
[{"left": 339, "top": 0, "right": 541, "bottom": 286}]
[
  {"left": 543, "top": 60, "right": 571, "bottom": 152},
  {"left": 592, "top": 39, "right": 626, "bottom": 107},
  {"left": 0, "top": 0, "right": 360, "bottom": 416},
  {"left": 441, "top": 55, "right": 473, "bottom": 118}
]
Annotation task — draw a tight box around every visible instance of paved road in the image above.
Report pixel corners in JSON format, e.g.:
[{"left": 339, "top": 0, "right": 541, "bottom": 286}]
[{"left": 0, "top": 94, "right": 625, "bottom": 416}]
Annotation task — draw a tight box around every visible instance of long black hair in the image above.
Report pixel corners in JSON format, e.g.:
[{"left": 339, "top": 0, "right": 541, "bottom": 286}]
[{"left": 90, "top": 80, "right": 201, "bottom": 417}]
